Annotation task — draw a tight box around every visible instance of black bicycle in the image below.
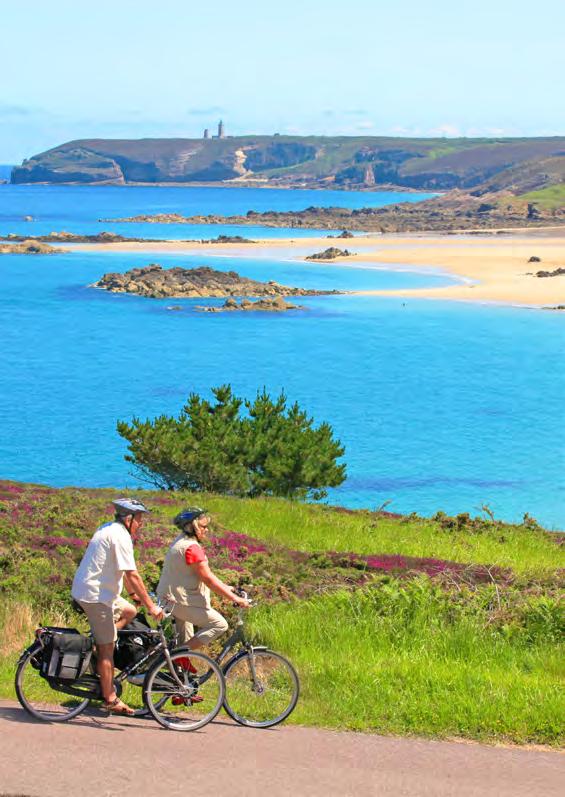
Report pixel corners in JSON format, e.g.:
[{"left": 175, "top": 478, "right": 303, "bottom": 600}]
[
  {"left": 214, "top": 590, "right": 300, "bottom": 728},
  {"left": 15, "top": 607, "right": 225, "bottom": 731}
]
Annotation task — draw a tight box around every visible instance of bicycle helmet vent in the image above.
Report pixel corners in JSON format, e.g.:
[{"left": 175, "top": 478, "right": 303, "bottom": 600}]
[{"left": 173, "top": 507, "right": 207, "bottom": 529}]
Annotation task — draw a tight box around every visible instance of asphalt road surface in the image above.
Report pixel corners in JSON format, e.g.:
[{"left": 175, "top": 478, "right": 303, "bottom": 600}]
[{"left": 0, "top": 701, "right": 563, "bottom": 797}]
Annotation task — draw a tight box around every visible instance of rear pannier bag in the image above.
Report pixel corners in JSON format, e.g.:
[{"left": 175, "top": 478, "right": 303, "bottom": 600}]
[
  {"left": 40, "top": 629, "right": 93, "bottom": 682},
  {"left": 113, "top": 615, "right": 152, "bottom": 671}
]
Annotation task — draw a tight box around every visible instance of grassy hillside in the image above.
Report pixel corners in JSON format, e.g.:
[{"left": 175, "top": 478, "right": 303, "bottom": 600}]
[
  {"left": 11, "top": 135, "right": 565, "bottom": 197},
  {"left": 0, "top": 480, "right": 563, "bottom": 745},
  {"left": 521, "top": 184, "right": 565, "bottom": 210}
]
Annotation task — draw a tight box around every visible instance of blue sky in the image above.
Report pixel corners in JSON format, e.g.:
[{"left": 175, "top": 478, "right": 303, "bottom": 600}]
[{"left": 1, "top": 0, "right": 564, "bottom": 162}]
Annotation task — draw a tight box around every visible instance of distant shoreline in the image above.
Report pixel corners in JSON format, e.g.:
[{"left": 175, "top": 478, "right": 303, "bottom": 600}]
[
  {"left": 70, "top": 228, "right": 565, "bottom": 309},
  {"left": 3, "top": 179, "right": 427, "bottom": 194}
]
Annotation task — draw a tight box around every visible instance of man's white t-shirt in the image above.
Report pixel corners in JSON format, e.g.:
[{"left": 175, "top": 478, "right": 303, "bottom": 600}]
[{"left": 72, "top": 521, "right": 136, "bottom": 606}]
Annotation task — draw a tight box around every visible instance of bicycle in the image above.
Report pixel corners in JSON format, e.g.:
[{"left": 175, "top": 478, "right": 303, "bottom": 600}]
[
  {"left": 15, "top": 604, "right": 225, "bottom": 731},
  {"left": 212, "top": 589, "right": 300, "bottom": 728}
]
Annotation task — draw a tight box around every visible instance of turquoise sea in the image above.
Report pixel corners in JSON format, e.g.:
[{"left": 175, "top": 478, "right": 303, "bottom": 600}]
[{"left": 0, "top": 183, "right": 563, "bottom": 528}]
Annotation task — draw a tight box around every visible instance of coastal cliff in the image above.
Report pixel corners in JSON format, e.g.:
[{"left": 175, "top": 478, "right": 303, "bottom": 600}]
[{"left": 11, "top": 136, "right": 565, "bottom": 197}]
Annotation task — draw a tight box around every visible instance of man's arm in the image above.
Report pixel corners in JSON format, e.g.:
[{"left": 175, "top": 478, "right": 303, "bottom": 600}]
[{"left": 123, "top": 570, "right": 163, "bottom": 620}]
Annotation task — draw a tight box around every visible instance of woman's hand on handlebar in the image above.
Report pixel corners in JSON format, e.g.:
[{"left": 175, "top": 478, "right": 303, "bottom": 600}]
[{"left": 233, "top": 595, "right": 252, "bottom": 609}]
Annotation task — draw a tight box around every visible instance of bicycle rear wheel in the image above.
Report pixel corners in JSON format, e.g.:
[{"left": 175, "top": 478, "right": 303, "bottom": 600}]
[
  {"left": 223, "top": 649, "right": 299, "bottom": 728},
  {"left": 15, "top": 645, "right": 91, "bottom": 722},
  {"left": 143, "top": 648, "right": 225, "bottom": 731}
]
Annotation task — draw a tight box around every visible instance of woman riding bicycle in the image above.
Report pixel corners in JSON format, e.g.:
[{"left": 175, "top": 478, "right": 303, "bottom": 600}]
[{"left": 157, "top": 507, "right": 249, "bottom": 652}]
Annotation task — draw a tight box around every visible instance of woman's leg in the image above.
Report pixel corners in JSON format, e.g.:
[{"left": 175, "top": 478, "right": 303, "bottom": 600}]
[
  {"left": 172, "top": 604, "right": 195, "bottom": 646},
  {"left": 184, "top": 607, "right": 229, "bottom": 650}
]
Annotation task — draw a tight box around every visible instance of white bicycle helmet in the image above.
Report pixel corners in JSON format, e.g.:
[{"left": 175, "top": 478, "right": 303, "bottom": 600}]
[{"left": 112, "top": 497, "right": 150, "bottom": 516}]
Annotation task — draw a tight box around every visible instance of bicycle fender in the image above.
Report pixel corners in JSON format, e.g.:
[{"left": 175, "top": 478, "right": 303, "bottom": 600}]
[
  {"left": 222, "top": 646, "right": 269, "bottom": 671},
  {"left": 18, "top": 642, "right": 41, "bottom": 664}
]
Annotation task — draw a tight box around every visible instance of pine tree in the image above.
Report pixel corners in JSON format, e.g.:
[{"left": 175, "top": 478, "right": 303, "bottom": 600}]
[{"left": 117, "top": 385, "right": 346, "bottom": 500}]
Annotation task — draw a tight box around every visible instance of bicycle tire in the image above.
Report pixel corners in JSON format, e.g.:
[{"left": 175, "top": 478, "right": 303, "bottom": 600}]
[
  {"left": 15, "top": 645, "right": 91, "bottom": 722},
  {"left": 142, "top": 648, "right": 225, "bottom": 731},
  {"left": 222, "top": 649, "right": 299, "bottom": 728}
]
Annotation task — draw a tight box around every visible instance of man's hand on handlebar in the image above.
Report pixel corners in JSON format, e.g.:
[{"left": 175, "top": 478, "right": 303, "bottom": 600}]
[{"left": 148, "top": 603, "right": 165, "bottom": 621}]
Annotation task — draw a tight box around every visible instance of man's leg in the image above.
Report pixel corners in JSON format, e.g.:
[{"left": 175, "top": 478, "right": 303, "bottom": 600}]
[
  {"left": 96, "top": 642, "right": 118, "bottom": 703},
  {"left": 78, "top": 600, "right": 132, "bottom": 710},
  {"left": 113, "top": 596, "right": 137, "bottom": 631}
]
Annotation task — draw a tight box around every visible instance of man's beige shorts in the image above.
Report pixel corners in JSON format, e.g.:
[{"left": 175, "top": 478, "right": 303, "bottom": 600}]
[{"left": 78, "top": 596, "right": 134, "bottom": 645}]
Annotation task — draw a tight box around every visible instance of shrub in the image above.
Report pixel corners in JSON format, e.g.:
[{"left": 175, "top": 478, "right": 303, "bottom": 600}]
[{"left": 117, "top": 385, "right": 346, "bottom": 500}]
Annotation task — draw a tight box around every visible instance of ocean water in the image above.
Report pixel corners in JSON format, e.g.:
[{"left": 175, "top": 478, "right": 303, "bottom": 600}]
[
  {"left": 0, "top": 183, "right": 437, "bottom": 241},
  {"left": 0, "top": 184, "right": 564, "bottom": 528}
]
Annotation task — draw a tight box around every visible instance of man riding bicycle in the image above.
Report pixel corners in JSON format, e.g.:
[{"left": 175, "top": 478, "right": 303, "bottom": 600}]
[{"left": 72, "top": 497, "right": 163, "bottom": 715}]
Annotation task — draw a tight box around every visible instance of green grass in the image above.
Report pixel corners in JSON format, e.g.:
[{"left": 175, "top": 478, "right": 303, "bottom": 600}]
[
  {"left": 246, "top": 581, "right": 565, "bottom": 745},
  {"left": 520, "top": 184, "right": 565, "bottom": 210},
  {"left": 1, "top": 482, "right": 563, "bottom": 745},
  {"left": 3, "top": 581, "right": 563, "bottom": 746},
  {"left": 193, "top": 493, "right": 564, "bottom": 577}
]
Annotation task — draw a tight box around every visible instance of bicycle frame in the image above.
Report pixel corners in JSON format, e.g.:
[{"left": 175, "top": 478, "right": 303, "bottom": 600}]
[{"left": 213, "top": 610, "right": 267, "bottom": 672}]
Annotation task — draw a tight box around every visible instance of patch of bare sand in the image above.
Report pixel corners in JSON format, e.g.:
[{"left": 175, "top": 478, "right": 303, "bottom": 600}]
[{"left": 71, "top": 231, "right": 565, "bottom": 307}]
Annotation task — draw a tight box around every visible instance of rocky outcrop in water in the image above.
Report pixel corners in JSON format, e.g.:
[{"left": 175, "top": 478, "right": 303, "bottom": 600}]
[
  {"left": 0, "top": 240, "right": 67, "bottom": 254},
  {"left": 102, "top": 191, "right": 564, "bottom": 233},
  {"left": 306, "top": 247, "right": 352, "bottom": 260},
  {"left": 196, "top": 296, "right": 304, "bottom": 313},
  {"left": 535, "top": 267, "right": 565, "bottom": 278},
  {"left": 328, "top": 230, "right": 355, "bottom": 239},
  {"left": 0, "top": 231, "right": 172, "bottom": 244},
  {"left": 93, "top": 264, "right": 342, "bottom": 299},
  {"left": 201, "top": 235, "right": 257, "bottom": 244}
]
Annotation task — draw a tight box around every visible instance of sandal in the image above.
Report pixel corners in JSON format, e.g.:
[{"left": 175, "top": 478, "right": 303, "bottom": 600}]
[{"left": 104, "top": 697, "right": 135, "bottom": 716}]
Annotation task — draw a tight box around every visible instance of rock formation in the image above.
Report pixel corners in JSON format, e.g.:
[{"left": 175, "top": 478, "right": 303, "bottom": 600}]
[
  {"left": 0, "top": 240, "right": 67, "bottom": 254},
  {"left": 306, "top": 247, "right": 352, "bottom": 260},
  {"left": 535, "top": 267, "right": 565, "bottom": 278},
  {"left": 93, "top": 264, "right": 342, "bottom": 299},
  {"left": 106, "top": 191, "right": 563, "bottom": 233},
  {"left": 0, "top": 231, "right": 171, "bottom": 244},
  {"left": 195, "top": 296, "right": 304, "bottom": 313},
  {"left": 201, "top": 235, "right": 257, "bottom": 244}
]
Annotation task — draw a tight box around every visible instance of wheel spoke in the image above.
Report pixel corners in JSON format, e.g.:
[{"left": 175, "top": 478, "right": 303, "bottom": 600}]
[
  {"left": 223, "top": 650, "right": 299, "bottom": 728},
  {"left": 15, "top": 648, "right": 90, "bottom": 722},
  {"left": 143, "top": 650, "right": 224, "bottom": 731}
]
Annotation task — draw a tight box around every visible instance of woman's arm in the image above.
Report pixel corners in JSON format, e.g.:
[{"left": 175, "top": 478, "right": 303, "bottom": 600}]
[{"left": 192, "top": 561, "right": 249, "bottom": 607}]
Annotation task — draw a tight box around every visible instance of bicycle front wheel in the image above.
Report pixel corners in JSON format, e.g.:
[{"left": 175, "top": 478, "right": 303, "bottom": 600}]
[
  {"left": 15, "top": 645, "right": 90, "bottom": 722},
  {"left": 143, "top": 648, "right": 225, "bottom": 731},
  {"left": 223, "top": 649, "right": 299, "bottom": 728}
]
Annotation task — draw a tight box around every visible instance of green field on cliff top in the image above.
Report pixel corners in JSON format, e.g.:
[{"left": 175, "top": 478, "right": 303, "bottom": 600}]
[{"left": 0, "top": 481, "right": 563, "bottom": 745}]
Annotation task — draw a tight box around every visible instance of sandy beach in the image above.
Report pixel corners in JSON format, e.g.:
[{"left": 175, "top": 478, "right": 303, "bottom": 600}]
[{"left": 72, "top": 229, "right": 565, "bottom": 308}]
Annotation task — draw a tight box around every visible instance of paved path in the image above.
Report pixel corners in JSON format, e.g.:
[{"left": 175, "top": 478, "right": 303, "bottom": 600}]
[{"left": 0, "top": 701, "right": 563, "bottom": 797}]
